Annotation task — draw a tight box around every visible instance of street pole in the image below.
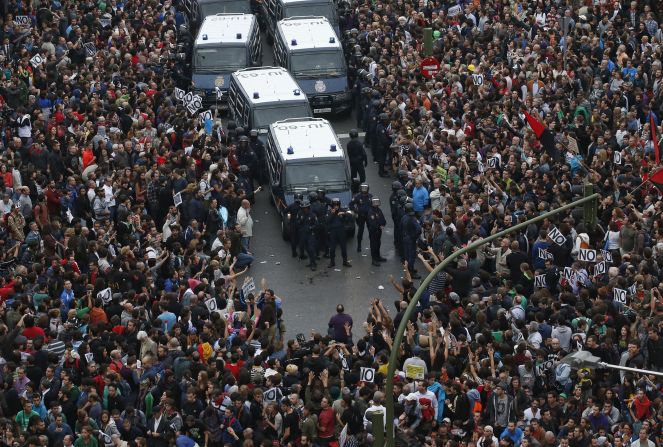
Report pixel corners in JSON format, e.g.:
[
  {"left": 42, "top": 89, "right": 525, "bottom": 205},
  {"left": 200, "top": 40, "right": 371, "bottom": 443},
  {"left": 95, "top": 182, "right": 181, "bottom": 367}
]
[
  {"left": 423, "top": 28, "right": 433, "bottom": 56},
  {"left": 384, "top": 194, "right": 600, "bottom": 447}
]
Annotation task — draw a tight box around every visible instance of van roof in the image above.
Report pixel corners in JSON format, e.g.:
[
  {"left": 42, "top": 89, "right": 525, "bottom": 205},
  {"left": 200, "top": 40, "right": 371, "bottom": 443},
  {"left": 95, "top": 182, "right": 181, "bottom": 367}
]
[
  {"left": 195, "top": 14, "right": 254, "bottom": 46},
  {"left": 232, "top": 67, "right": 306, "bottom": 104},
  {"left": 270, "top": 118, "right": 344, "bottom": 161},
  {"left": 278, "top": 16, "right": 340, "bottom": 51}
]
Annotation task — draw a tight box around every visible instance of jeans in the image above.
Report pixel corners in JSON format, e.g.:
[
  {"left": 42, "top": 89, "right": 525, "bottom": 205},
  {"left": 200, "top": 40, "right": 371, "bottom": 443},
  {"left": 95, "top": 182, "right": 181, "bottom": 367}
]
[
  {"left": 240, "top": 236, "right": 251, "bottom": 252},
  {"left": 235, "top": 252, "right": 254, "bottom": 269}
]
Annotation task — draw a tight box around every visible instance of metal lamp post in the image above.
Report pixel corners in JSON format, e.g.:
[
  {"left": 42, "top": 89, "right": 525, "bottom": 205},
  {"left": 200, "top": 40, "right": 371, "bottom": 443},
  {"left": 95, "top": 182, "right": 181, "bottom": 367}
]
[
  {"left": 383, "top": 193, "right": 600, "bottom": 447},
  {"left": 561, "top": 351, "right": 663, "bottom": 378}
]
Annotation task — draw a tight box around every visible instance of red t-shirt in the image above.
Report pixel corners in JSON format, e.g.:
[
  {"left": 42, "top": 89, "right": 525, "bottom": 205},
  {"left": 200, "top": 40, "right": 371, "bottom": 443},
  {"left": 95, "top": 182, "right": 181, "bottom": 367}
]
[
  {"left": 318, "top": 408, "right": 335, "bottom": 438},
  {"left": 22, "top": 326, "right": 48, "bottom": 342}
]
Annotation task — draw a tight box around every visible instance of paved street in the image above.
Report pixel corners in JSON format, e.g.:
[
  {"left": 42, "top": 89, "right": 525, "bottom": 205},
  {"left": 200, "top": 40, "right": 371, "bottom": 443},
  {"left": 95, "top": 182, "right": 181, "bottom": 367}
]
[{"left": 228, "top": 41, "right": 407, "bottom": 337}]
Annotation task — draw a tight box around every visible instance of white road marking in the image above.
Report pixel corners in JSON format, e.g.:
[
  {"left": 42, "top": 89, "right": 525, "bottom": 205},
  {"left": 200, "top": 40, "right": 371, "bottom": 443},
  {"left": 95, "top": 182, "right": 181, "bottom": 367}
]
[{"left": 336, "top": 131, "right": 366, "bottom": 139}]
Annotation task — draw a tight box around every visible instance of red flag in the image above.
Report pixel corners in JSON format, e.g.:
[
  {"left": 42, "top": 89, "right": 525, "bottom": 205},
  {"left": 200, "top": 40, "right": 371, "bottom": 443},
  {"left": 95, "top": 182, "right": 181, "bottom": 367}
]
[
  {"left": 524, "top": 111, "right": 546, "bottom": 139},
  {"left": 651, "top": 112, "right": 660, "bottom": 165},
  {"left": 649, "top": 167, "right": 663, "bottom": 190}
]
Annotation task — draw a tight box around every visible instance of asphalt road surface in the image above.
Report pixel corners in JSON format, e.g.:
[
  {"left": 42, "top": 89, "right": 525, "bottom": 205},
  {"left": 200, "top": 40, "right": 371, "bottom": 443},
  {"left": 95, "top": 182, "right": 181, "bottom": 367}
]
[{"left": 235, "top": 39, "right": 408, "bottom": 338}]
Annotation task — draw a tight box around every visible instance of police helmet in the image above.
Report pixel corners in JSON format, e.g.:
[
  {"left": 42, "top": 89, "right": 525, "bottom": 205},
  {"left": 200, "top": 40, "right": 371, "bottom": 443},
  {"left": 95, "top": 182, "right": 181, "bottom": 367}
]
[
  {"left": 371, "top": 90, "right": 381, "bottom": 99},
  {"left": 397, "top": 169, "right": 409, "bottom": 181},
  {"left": 362, "top": 87, "right": 372, "bottom": 95},
  {"left": 350, "top": 28, "right": 359, "bottom": 35},
  {"left": 359, "top": 183, "right": 369, "bottom": 193},
  {"left": 239, "top": 135, "right": 249, "bottom": 143},
  {"left": 301, "top": 200, "right": 311, "bottom": 208},
  {"left": 357, "top": 69, "right": 367, "bottom": 79},
  {"left": 404, "top": 203, "right": 415, "bottom": 214},
  {"left": 371, "top": 197, "right": 381, "bottom": 207},
  {"left": 392, "top": 181, "right": 403, "bottom": 191},
  {"left": 249, "top": 129, "right": 258, "bottom": 138},
  {"left": 308, "top": 191, "right": 319, "bottom": 202},
  {"left": 331, "top": 198, "right": 341, "bottom": 207},
  {"left": 235, "top": 127, "right": 245, "bottom": 136},
  {"left": 379, "top": 113, "right": 389, "bottom": 121},
  {"left": 294, "top": 193, "right": 304, "bottom": 203},
  {"left": 239, "top": 165, "right": 249, "bottom": 174},
  {"left": 396, "top": 189, "right": 407, "bottom": 199},
  {"left": 349, "top": 129, "right": 359, "bottom": 139},
  {"left": 316, "top": 187, "right": 326, "bottom": 197}
]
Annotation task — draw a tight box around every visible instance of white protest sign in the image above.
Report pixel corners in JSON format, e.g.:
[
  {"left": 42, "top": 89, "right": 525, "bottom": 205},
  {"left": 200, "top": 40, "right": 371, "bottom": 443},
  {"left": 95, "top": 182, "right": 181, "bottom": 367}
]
[
  {"left": 535, "top": 359, "right": 554, "bottom": 376},
  {"left": 593, "top": 261, "right": 606, "bottom": 277},
  {"left": 199, "top": 109, "right": 213, "bottom": 125},
  {"left": 472, "top": 74, "right": 484, "bottom": 86},
  {"left": 613, "top": 288, "right": 627, "bottom": 304},
  {"left": 627, "top": 284, "right": 637, "bottom": 296},
  {"left": 487, "top": 157, "right": 498, "bottom": 168},
  {"left": 97, "top": 287, "right": 112, "bottom": 305},
  {"left": 186, "top": 103, "right": 200, "bottom": 115},
  {"left": 216, "top": 86, "right": 224, "bottom": 100},
  {"left": 173, "top": 192, "right": 183, "bottom": 207},
  {"left": 448, "top": 5, "right": 462, "bottom": 16},
  {"left": 99, "top": 18, "right": 111, "bottom": 28},
  {"left": 360, "top": 367, "right": 375, "bottom": 383},
  {"left": 578, "top": 248, "right": 597, "bottom": 263},
  {"left": 30, "top": 54, "right": 44, "bottom": 68},
  {"left": 338, "top": 351, "right": 349, "bottom": 370},
  {"left": 548, "top": 227, "right": 566, "bottom": 246},
  {"left": 191, "top": 94, "right": 203, "bottom": 110},
  {"left": 567, "top": 135, "right": 579, "bottom": 154},
  {"left": 184, "top": 91, "right": 194, "bottom": 105},
  {"left": 538, "top": 248, "right": 549, "bottom": 260},
  {"left": 84, "top": 42, "right": 97, "bottom": 57},
  {"left": 85, "top": 352, "right": 94, "bottom": 363},
  {"left": 600, "top": 249, "right": 613, "bottom": 263},
  {"left": 242, "top": 277, "right": 256, "bottom": 298},
  {"left": 174, "top": 87, "right": 185, "bottom": 102},
  {"left": 478, "top": 160, "right": 484, "bottom": 173},
  {"left": 205, "top": 298, "right": 217, "bottom": 312},
  {"left": 614, "top": 151, "right": 622, "bottom": 165},
  {"left": 13, "top": 16, "right": 31, "bottom": 27},
  {"left": 534, "top": 274, "right": 547, "bottom": 288},
  {"left": 562, "top": 267, "right": 573, "bottom": 280}
]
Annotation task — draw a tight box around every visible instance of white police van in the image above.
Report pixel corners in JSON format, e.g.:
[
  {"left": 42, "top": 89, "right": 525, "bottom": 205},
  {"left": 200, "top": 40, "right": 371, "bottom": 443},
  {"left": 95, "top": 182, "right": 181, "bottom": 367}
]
[
  {"left": 192, "top": 14, "right": 262, "bottom": 105},
  {"left": 274, "top": 16, "right": 351, "bottom": 115},
  {"left": 228, "top": 67, "right": 312, "bottom": 139},
  {"left": 261, "top": 0, "right": 339, "bottom": 42},
  {"left": 182, "top": 0, "right": 252, "bottom": 30},
  {"left": 266, "top": 118, "right": 353, "bottom": 238}
]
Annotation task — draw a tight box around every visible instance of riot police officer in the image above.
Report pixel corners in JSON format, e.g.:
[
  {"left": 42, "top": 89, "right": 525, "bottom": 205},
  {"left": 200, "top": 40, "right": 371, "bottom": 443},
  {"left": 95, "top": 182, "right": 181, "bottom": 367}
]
[
  {"left": 249, "top": 129, "right": 266, "bottom": 184},
  {"left": 350, "top": 183, "right": 372, "bottom": 252},
  {"left": 297, "top": 200, "right": 318, "bottom": 271},
  {"left": 367, "top": 197, "right": 387, "bottom": 266},
  {"left": 401, "top": 203, "right": 422, "bottom": 278},
  {"left": 366, "top": 90, "right": 381, "bottom": 150},
  {"left": 347, "top": 129, "right": 367, "bottom": 183},
  {"left": 326, "top": 198, "right": 352, "bottom": 268},
  {"left": 236, "top": 165, "right": 255, "bottom": 203},
  {"left": 237, "top": 136, "right": 257, "bottom": 180},
  {"left": 284, "top": 193, "right": 303, "bottom": 257},
  {"left": 309, "top": 191, "right": 328, "bottom": 257},
  {"left": 389, "top": 182, "right": 403, "bottom": 253},
  {"left": 316, "top": 187, "right": 332, "bottom": 208},
  {"left": 375, "top": 113, "right": 391, "bottom": 177}
]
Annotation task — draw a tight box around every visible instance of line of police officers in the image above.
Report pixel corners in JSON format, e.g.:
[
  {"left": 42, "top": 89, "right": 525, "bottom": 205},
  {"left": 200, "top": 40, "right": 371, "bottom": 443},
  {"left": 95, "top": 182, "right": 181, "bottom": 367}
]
[{"left": 282, "top": 145, "right": 422, "bottom": 275}]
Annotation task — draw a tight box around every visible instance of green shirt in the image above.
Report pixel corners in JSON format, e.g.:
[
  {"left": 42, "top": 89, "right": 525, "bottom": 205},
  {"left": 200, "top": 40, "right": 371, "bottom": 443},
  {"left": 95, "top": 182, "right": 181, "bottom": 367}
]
[
  {"left": 74, "top": 436, "right": 98, "bottom": 447},
  {"left": 16, "top": 410, "right": 40, "bottom": 432},
  {"left": 33, "top": 292, "right": 49, "bottom": 310}
]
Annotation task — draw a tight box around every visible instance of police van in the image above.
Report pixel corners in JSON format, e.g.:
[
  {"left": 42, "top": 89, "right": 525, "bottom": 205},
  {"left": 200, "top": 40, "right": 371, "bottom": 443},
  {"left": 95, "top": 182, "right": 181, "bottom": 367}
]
[
  {"left": 261, "top": 0, "right": 339, "bottom": 42},
  {"left": 228, "top": 67, "right": 312, "bottom": 139},
  {"left": 192, "top": 14, "right": 262, "bottom": 105},
  {"left": 274, "top": 16, "right": 351, "bottom": 115},
  {"left": 266, "top": 118, "right": 354, "bottom": 238},
  {"left": 181, "top": 0, "right": 253, "bottom": 30}
]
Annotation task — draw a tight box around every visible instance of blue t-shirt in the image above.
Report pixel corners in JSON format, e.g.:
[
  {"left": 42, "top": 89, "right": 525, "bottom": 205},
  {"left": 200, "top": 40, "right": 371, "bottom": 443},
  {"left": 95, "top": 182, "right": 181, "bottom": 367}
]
[{"left": 158, "top": 311, "right": 177, "bottom": 333}]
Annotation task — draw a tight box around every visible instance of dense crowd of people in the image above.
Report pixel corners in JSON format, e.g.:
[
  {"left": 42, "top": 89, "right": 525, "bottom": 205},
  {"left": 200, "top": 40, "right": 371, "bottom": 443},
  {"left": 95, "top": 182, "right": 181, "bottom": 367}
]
[{"left": 0, "top": 0, "right": 660, "bottom": 447}]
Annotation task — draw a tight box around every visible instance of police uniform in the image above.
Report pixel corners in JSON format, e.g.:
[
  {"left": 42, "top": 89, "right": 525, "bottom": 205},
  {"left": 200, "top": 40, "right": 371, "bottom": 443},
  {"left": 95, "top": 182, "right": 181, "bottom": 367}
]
[
  {"left": 350, "top": 189, "right": 372, "bottom": 252},
  {"left": 284, "top": 200, "right": 301, "bottom": 257},
  {"left": 401, "top": 207, "right": 422, "bottom": 273},
  {"left": 297, "top": 204, "right": 318, "bottom": 270},
  {"left": 235, "top": 170, "right": 254, "bottom": 203},
  {"left": 367, "top": 202, "right": 387, "bottom": 266},
  {"left": 249, "top": 132, "right": 266, "bottom": 184},
  {"left": 375, "top": 116, "right": 391, "bottom": 177},
  {"left": 310, "top": 195, "right": 328, "bottom": 257},
  {"left": 347, "top": 135, "right": 367, "bottom": 183},
  {"left": 326, "top": 205, "right": 352, "bottom": 268},
  {"left": 389, "top": 186, "right": 403, "bottom": 255}
]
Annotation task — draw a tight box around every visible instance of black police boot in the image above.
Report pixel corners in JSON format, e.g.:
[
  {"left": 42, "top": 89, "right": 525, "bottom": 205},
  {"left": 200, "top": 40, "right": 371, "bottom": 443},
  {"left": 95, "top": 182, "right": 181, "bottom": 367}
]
[
  {"left": 342, "top": 260, "right": 352, "bottom": 267},
  {"left": 378, "top": 256, "right": 387, "bottom": 262},
  {"left": 327, "top": 262, "right": 335, "bottom": 268},
  {"left": 356, "top": 244, "right": 361, "bottom": 252},
  {"left": 371, "top": 259, "right": 381, "bottom": 267}
]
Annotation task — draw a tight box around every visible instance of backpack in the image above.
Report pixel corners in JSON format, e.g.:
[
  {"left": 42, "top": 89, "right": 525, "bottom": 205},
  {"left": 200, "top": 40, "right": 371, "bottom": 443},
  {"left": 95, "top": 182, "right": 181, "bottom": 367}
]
[{"left": 419, "top": 397, "right": 434, "bottom": 421}]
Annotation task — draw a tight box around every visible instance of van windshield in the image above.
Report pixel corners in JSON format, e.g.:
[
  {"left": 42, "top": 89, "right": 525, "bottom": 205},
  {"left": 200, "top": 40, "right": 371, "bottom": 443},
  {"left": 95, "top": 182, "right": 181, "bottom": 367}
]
[
  {"left": 285, "top": 162, "right": 348, "bottom": 191},
  {"left": 284, "top": 4, "right": 336, "bottom": 24},
  {"left": 291, "top": 51, "right": 345, "bottom": 77},
  {"left": 200, "top": 1, "right": 251, "bottom": 16},
  {"left": 253, "top": 104, "right": 311, "bottom": 128},
  {"left": 194, "top": 47, "right": 247, "bottom": 71}
]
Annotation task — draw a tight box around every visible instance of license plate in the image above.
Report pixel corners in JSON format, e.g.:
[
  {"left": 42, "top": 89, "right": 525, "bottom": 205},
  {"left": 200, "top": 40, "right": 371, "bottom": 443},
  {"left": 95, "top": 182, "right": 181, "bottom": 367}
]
[{"left": 313, "top": 108, "right": 332, "bottom": 113}]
